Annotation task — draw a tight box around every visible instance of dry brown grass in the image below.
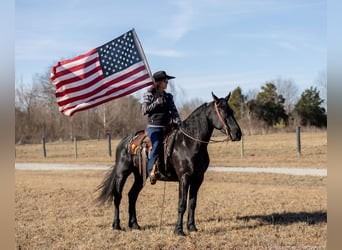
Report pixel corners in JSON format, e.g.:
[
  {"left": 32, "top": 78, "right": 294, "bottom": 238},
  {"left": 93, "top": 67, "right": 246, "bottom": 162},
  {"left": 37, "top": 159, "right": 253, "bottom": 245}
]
[
  {"left": 15, "top": 131, "right": 327, "bottom": 168},
  {"left": 15, "top": 131, "right": 327, "bottom": 248},
  {"left": 15, "top": 170, "right": 326, "bottom": 249}
]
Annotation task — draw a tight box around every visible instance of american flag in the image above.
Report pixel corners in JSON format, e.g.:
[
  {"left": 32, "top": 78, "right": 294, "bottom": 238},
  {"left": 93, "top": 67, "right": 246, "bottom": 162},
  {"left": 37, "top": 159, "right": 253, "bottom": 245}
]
[{"left": 50, "top": 29, "right": 153, "bottom": 116}]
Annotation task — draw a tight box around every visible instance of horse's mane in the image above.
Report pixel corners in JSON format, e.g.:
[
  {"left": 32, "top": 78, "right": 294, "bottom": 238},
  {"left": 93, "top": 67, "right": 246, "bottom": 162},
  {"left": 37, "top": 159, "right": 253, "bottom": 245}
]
[
  {"left": 183, "top": 102, "right": 208, "bottom": 123},
  {"left": 181, "top": 101, "right": 215, "bottom": 136}
]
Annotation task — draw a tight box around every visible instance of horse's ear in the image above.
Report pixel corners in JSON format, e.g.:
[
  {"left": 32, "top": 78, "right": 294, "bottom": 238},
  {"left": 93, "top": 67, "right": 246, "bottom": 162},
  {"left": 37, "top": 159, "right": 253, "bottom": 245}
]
[
  {"left": 212, "top": 92, "right": 219, "bottom": 103},
  {"left": 224, "top": 92, "right": 231, "bottom": 102}
]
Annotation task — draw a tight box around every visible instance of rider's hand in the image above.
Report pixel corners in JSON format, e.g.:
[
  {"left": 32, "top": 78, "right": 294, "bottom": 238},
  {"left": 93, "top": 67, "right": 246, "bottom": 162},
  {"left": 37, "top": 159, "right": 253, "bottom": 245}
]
[{"left": 155, "top": 97, "right": 164, "bottom": 105}]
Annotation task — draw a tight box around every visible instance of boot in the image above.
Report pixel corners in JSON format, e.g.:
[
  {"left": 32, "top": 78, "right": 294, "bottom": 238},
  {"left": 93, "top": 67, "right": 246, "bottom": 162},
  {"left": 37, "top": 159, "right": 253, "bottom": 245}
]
[{"left": 149, "top": 163, "right": 157, "bottom": 185}]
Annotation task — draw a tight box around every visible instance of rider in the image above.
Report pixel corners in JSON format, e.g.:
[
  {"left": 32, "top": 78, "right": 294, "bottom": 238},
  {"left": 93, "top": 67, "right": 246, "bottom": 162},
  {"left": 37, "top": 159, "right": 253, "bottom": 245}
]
[{"left": 142, "top": 71, "right": 182, "bottom": 185}]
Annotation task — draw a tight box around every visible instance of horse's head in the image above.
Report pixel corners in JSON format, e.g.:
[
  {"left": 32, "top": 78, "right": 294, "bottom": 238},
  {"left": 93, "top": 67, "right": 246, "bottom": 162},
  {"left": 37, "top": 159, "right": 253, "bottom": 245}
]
[{"left": 211, "top": 92, "right": 242, "bottom": 141}]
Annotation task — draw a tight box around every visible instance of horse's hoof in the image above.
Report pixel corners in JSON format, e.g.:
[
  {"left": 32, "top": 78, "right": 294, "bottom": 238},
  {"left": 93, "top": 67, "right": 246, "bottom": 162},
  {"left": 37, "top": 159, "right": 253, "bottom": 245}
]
[
  {"left": 112, "top": 225, "right": 122, "bottom": 230},
  {"left": 129, "top": 222, "right": 141, "bottom": 230},
  {"left": 112, "top": 222, "right": 122, "bottom": 230},
  {"left": 174, "top": 228, "right": 186, "bottom": 236},
  {"left": 187, "top": 224, "right": 198, "bottom": 232}
]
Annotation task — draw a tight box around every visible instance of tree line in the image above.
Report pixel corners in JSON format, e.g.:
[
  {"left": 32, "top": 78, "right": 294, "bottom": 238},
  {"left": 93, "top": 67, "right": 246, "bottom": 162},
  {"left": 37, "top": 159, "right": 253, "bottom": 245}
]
[
  {"left": 228, "top": 82, "right": 327, "bottom": 135},
  {"left": 15, "top": 71, "right": 327, "bottom": 144}
]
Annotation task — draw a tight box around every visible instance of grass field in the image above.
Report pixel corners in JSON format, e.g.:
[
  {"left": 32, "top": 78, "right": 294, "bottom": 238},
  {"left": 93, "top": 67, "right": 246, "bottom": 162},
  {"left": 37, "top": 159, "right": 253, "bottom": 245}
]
[
  {"left": 15, "top": 170, "right": 326, "bottom": 249},
  {"left": 15, "top": 131, "right": 327, "bottom": 168},
  {"left": 15, "top": 131, "right": 327, "bottom": 249}
]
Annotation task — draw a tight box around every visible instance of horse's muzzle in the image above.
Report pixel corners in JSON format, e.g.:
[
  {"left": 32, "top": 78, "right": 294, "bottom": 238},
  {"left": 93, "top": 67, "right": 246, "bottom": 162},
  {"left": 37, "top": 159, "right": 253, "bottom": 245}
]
[{"left": 229, "top": 128, "right": 242, "bottom": 141}]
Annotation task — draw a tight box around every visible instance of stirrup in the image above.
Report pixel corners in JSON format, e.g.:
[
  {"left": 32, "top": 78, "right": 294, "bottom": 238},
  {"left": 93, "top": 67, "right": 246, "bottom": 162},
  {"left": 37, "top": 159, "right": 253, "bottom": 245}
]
[{"left": 149, "top": 175, "right": 157, "bottom": 185}]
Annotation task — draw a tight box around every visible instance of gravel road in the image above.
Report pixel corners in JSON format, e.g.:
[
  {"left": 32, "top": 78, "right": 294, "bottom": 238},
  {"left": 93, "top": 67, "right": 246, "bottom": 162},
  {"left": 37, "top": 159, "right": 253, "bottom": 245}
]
[{"left": 15, "top": 163, "right": 326, "bottom": 177}]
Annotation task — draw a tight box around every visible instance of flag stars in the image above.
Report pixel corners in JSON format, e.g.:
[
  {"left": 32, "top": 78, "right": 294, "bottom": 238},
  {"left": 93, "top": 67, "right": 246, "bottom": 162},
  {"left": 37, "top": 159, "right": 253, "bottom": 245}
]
[{"left": 98, "top": 30, "right": 142, "bottom": 75}]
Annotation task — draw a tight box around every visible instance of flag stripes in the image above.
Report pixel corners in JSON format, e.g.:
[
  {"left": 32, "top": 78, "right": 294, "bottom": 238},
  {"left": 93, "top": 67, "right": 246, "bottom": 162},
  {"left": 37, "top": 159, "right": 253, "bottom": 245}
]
[{"left": 50, "top": 29, "right": 153, "bottom": 116}]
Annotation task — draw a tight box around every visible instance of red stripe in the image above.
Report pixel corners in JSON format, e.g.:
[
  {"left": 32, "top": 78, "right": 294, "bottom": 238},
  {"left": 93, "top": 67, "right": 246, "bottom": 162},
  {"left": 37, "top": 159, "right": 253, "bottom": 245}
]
[
  {"left": 56, "top": 65, "right": 147, "bottom": 106},
  {"left": 51, "top": 48, "right": 97, "bottom": 81},
  {"left": 87, "top": 73, "right": 151, "bottom": 103},
  {"left": 51, "top": 56, "right": 99, "bottom": 82},
  {"left": 62, "top": 81, "right": 153, "bottom": 116},
  {"left": 58, "top": 70, "right": 149, "bottom": 107},
  {"left": 55, "top": 65, "right": 103, "bottom": 94},
  {"left": 58, "top": 48, "right": 97, "bottom": 66},
  {"left": 56, "top": 64, "right": 145, "bottom": 98},
  {"left": 55, "top": 73, "right": 105, "bottom": 98}
]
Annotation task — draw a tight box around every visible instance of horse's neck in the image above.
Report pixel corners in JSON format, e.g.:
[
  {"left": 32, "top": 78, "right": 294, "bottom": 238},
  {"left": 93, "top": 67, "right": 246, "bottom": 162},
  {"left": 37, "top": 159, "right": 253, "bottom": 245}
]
[{"left": 183, "top": 106, "right": 214, "bottom": 142}]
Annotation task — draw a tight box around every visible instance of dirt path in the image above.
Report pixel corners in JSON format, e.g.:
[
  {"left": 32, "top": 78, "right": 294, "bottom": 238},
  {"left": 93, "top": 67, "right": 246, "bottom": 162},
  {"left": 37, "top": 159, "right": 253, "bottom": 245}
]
[{"left": 15, "top": 163, "right": 326, "bottom": 176}]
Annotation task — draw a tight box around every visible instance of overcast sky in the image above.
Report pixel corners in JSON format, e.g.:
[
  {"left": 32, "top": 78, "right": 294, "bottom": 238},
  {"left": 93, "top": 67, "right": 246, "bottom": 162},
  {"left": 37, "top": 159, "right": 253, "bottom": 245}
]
[{"left": 15, "top": 0, "right": 326, "bottom": 104}]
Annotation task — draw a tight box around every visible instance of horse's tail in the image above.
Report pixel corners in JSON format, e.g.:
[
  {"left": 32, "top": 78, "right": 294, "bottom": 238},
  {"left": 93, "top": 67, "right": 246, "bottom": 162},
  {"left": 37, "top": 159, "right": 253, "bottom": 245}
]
[
  {"left": 95, "top": 166, "right": 116, "bottom": 205},
  {"left": 95, "top": 135, "right": 133, "bottom": 205}
]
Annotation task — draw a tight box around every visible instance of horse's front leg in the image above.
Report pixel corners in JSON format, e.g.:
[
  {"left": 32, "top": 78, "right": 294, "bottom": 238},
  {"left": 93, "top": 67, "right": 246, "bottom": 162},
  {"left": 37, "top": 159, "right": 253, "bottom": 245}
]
[
  {"left": 187, "top": 175, "right": 204, "bottom": 232},
  {"left": 174, "top": 173, "right": 190, "bottom": 236}
]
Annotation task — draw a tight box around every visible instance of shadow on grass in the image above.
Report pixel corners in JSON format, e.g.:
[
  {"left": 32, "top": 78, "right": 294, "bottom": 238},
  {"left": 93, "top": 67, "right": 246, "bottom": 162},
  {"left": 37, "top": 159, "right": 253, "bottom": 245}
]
[
  {"left": 236, "top": 210, "right": 327, "bottom": 226},
  {"left": 107, "top": 211, "right": 327, "bottom": 234},
  {"left": 195, "top": 211, "right": 327, "bottom": 234}
]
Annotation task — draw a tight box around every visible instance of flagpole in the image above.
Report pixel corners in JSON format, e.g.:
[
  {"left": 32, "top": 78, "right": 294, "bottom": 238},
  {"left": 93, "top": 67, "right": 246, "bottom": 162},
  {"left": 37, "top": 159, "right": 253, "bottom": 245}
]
[{"left": 131, "top": 28, "right": 155, "bottom": 84}]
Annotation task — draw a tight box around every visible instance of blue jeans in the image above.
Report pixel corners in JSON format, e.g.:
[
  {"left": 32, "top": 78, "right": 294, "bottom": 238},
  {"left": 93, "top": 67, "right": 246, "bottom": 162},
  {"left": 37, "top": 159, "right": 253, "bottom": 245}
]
[{"left": 146, "top": 126, "right": 164, "bottom": 176}]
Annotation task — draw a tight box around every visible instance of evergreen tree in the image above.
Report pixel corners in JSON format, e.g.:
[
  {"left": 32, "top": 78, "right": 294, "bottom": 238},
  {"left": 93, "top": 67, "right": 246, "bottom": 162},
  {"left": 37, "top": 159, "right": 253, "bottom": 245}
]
[
  {"left": 293, "top": 87, "right": 327, "bottom": 127},
  {"left": 248, "top": 82, "right": 288, "bottom": 126},
  {"left": 228, "top": 86, "right": 246, "bottom": 119}
]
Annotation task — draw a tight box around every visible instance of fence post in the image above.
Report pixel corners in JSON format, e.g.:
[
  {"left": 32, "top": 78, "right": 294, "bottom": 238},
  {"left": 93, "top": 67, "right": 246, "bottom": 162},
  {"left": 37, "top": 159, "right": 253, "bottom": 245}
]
[
  {"left": 107, "top": 133, "right": 112, "bottom": 157},
  {"left": 296, "top": 126, "right": 301, "bottom": 155},
  {"left": 42, "top": 136, "right": 47, "bottom": 158},
  {"left": 74, "top": 136, "right": 78, "bottom": 159},
  {"left": 240, "top": 134, "right": 244, "bottom": 158}
]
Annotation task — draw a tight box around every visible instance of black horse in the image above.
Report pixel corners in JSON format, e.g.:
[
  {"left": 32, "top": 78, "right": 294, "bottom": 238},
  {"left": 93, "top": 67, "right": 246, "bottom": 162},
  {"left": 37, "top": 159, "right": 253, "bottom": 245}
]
[{"left": 96, "top": 92, "right": 242, "bottom": 236}]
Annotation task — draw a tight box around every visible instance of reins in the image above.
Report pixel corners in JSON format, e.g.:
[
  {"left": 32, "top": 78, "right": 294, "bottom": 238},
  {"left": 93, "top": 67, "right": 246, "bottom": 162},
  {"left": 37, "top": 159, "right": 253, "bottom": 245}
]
[{"left": 179, "top": 127, "right": 229, "bottom": 144}]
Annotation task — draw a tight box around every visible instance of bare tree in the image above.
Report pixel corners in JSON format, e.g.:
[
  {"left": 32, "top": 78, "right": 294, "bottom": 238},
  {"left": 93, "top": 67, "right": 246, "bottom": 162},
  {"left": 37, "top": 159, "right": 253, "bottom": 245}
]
[
  {"left": 15, "top": 83, "right": 39, "bottom": 122},
  {"left": 99, "top": 96, "right": 147, "bottom": 138},
  {"left": 274, "top": 77, "right": 299, "bottom": 113},
  {"left": 179, "top": 98, "right": 202, "bottom": 121},
  {"left": 245, "top": 88, "right": 258, "bottom": 102},
  {"left": 315, "top": 70, "right": 327, "bottom": 110},
  {"left": 34, "top": 70, "right": 73, "bottom": 141},
  {"left": 167, "top": 81, "right": 187, "bottom": 106},
  {"left": 15, "top": 82, "right": 43, "bottom": 143}
]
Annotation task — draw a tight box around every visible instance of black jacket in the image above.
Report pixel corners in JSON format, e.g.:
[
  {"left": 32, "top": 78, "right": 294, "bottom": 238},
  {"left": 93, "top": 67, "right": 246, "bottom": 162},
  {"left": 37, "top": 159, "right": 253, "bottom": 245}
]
[{"left": 142, "top": 91, "right": 181, "bottom": 126}]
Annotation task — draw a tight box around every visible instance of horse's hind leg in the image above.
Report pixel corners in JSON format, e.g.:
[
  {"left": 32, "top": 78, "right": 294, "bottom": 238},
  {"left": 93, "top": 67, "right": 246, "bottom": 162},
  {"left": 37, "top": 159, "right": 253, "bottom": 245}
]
[
  {"left": 128, "top": 169, "right": 144, "bottom": 229},
  {"left": 112, "top": 171, "right": 130, "bottom": 230}
]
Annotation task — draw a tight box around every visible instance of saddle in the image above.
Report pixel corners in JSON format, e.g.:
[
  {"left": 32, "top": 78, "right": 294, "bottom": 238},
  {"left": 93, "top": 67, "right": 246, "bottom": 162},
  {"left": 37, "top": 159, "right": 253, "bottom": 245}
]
[
  {"left": 129, "top": 130, "right": 152, "bottom": 155},
  {"left": 128, "top": 127, "right": 178, "bottom": 184}
]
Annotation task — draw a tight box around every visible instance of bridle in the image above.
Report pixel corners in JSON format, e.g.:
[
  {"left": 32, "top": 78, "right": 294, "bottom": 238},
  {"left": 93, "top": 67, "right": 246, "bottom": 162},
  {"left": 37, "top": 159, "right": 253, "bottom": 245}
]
[
  {"left": 214, "top": 101, "right": 230, "bottom": 137},
  {"left": 179, "top": 102, "right": 231, "bottom": 144}
]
